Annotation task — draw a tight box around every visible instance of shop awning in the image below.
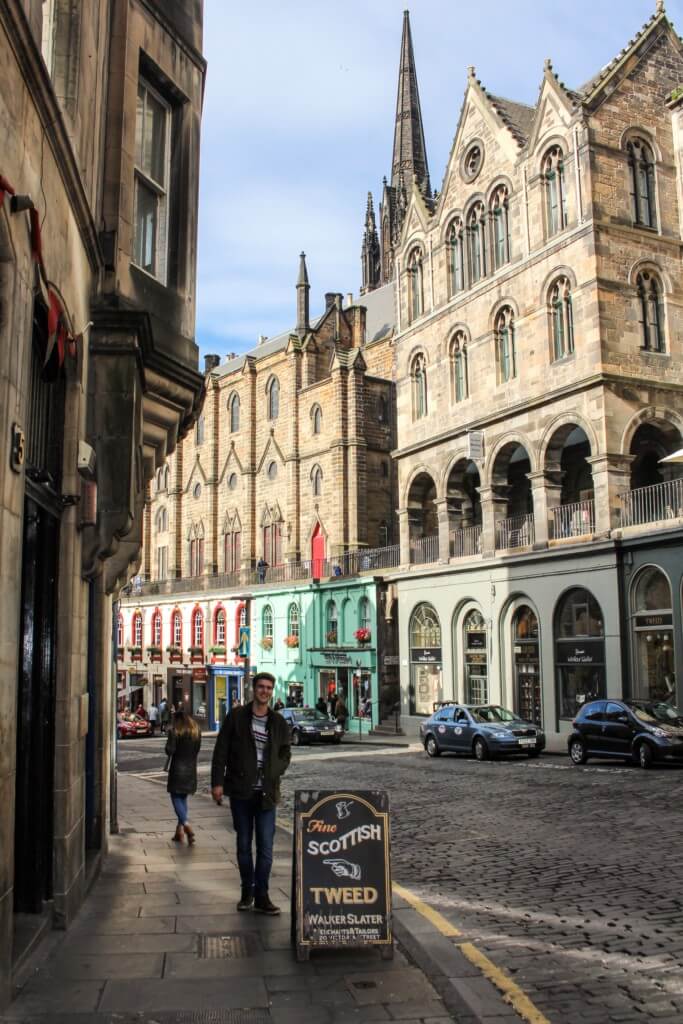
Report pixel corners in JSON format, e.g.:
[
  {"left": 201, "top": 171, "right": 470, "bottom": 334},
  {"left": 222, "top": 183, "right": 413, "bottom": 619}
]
[{"left": 660, "top": 449, "right": 683, "bottom": 464}]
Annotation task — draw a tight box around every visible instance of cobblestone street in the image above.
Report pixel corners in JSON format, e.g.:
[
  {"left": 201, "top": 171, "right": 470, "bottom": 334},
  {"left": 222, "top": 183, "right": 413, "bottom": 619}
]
[{"left": 271, "top": 749, "right": 683, "bottom": 1024}]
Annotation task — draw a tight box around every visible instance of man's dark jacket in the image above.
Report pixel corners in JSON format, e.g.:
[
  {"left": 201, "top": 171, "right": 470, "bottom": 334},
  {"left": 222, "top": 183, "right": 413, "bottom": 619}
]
[{"left": 211, "top": 703, "right": 291, "bottom": 809}]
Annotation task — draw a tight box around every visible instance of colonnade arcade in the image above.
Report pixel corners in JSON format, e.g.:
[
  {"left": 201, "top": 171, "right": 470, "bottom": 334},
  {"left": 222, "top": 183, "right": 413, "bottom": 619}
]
[{"left": 397, "top": 416, "right": 683, "bottom": 565}]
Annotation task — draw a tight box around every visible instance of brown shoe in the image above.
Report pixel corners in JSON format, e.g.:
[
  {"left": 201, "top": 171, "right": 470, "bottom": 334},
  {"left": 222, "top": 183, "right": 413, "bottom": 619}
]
[
  {"left": 253, "top": 892, "right": 280, "bottom": 915},
  {"left": 172, "top": 825, "right": 184, "bottom": 843},
  {"left": 184, "top": 824, "right": 195, "bottom": 846}
]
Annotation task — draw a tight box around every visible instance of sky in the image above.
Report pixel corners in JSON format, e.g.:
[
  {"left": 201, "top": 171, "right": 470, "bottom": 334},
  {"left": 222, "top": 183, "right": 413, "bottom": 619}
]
[{"left": 196, "top": 0, "right": 682, "bottom": 362}]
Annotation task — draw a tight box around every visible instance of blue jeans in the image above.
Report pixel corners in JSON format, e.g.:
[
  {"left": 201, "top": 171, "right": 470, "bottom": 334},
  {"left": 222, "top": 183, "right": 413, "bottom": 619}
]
[
  {"left": 170, "top": 793, "right": 188, "bottom": 826},
  {"left": 229, "top": 795, "right": 276, "bottom": 894}
]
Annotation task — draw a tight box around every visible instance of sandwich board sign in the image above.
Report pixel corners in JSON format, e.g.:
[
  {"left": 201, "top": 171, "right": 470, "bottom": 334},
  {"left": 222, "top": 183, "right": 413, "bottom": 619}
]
[{"left": 292, "top": 790, "right": 393, "bottom": 961}]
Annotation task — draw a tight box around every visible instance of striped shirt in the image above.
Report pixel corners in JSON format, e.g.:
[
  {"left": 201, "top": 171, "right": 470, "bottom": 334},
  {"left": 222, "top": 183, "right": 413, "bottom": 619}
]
[{"left": 251, "top": 713, "right": 269, "bottom": 791}]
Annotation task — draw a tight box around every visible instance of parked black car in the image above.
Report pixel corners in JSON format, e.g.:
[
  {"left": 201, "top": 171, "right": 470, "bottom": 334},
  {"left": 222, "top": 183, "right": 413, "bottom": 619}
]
[
  {"left": 567, "top": 699, "right": 683, "bottom": 768},
  {"left": 419, "top": 703, "right": 545, "bottom": 760},
  {"left": 278, "top": 708, "right": 343, "bottom": 746}
]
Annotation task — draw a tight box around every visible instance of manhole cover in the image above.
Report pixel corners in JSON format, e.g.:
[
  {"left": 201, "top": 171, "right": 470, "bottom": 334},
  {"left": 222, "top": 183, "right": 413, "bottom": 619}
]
[{"left": 198, "top": 933, "right": 261, "bottom": 959}]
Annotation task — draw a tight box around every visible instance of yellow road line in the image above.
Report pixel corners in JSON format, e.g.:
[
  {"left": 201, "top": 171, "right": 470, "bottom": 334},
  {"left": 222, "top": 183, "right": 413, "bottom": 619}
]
[
  {"left": 457, "top": 941, "right": 551, "bottom": 1024},
  {"left": 392, "top": 881, "right": 461, "bottom": 937}
]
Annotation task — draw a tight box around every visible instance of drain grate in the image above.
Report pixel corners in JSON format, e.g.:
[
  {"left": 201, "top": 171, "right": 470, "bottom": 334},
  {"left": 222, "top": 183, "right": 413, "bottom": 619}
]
[
  {"left": 351, "top": 980, "right": 378, "bottom": 990},
  {"left": 198, "top": 932, "right": 261, "bottom": 959}
]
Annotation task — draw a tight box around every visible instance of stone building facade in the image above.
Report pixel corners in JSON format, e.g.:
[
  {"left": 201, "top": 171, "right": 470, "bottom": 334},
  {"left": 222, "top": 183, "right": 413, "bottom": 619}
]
[
  {"left": 0, "top": 1, "right": 204, "bottom": 1006},
  {"left": 386, "top": 6, "right": 683, "bottom": 742}
]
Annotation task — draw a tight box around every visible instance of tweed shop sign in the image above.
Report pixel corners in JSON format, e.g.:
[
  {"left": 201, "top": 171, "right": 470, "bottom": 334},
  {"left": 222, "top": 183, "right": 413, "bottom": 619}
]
[{"left": 292, "top": 790, "right": 393, "bottom": 961}]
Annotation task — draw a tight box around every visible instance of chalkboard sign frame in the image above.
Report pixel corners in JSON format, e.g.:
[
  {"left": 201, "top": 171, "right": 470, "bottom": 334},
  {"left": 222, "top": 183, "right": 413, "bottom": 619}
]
[{"left": 292, "top": 789, "right": 393, "bottom": 961}]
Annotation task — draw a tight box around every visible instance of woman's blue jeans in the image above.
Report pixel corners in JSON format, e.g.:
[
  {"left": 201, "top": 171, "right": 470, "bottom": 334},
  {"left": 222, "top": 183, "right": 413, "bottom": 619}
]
[
  {"left": 170, "top": 793, "right": 188, "bottom": 826},
  {"left": 229, "top": 795, "right": 276, "bottom": 894}
]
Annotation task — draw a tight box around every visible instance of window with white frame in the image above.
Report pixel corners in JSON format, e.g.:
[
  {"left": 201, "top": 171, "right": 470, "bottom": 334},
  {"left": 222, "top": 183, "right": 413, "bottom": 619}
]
[
  {"left": 152, "top": 610, "right": 162, "bottom": 646},
  {"left": 215, "top": 608, "right": 226, "bottom": 645},
  {"left": 193, "top": 609, "right": 204, "bottom": 648},
  {"left": 359, "top": 597, "right": 371, "bottom": 632},
  {"left": 133, "top": 611, "right": 143, "bottom": 646},
  {"left": 172, "top": 610, "right": 182, "bottom": 647},
  {"left": 134, "top": 78, "right": 170, "bottom": 281},
  {"left": 288, "top": 603, "right": 300, "bottom": 639},
  {"left": 262, "top": 605, "right": 274, "bottom": 640}
]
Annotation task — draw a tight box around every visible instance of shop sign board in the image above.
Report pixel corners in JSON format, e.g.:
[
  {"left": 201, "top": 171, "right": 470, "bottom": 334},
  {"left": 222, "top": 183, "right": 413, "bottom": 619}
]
[
  {"left": 293, "top": 790, "right": 392, "bottom": 962},
  {"left": 192, "top": 667, "right": 208, "bottom": 681},
  {"left": 465, "top": 631, "right": 487, "bottom": 651},
  {"left": 322, "top": 652, "right": 352, "bottom": 664},
  {"left": 410, "top": 647, "right": 441, "bottom": 663},
  {"left": 556, "top": 639, "right": 604, "bottom": 665},
  {"left": 634, "top": 613, "right": 673, "bottom": 629}
]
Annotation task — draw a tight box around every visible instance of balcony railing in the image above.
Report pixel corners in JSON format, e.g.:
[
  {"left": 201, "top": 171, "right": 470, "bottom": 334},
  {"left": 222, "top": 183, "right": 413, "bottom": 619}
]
[
  {"left": 410, "top": 534, "right": 439, "bottom": 565},
  {"left": 620, "top": 479, "right": 683, "bottom": 528},
  {"left": 550, "top": 499, "right": 595, "bottom": 540},
  {"left": 495, "top": 514, "right": 535, "bottom": 551},
  {"left": 449, "top": 525, "right": 482, "bottom": 559},
  {"left": 335, "top": 544, "right": 401, "bottom": 574}
]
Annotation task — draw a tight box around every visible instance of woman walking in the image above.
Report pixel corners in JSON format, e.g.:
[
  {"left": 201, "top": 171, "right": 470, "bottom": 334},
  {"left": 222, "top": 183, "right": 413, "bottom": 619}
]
[{"left": 165, "top": 710, "right": 202, "bottom": 845}]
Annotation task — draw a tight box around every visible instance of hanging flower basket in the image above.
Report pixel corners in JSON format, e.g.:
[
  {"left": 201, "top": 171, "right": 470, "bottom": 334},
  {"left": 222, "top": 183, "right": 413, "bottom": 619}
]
[
  {"left": 284, "top": 635, "right": 299, "bottom": 648},
  {"left": 260, "top": 636, "right": 273, "bottom": 650},
  {"left": 326, "top": 630, "right": 338, "bottom": 645},
  {"left": 354, "top": 628, "right": 371, "bottom": 645}
]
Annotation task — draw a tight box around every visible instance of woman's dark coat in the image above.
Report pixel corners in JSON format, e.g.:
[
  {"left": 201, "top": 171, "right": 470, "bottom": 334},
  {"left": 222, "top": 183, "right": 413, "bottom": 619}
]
[{"left": 165, "top": 730, "right": 202, "bottom": 795}]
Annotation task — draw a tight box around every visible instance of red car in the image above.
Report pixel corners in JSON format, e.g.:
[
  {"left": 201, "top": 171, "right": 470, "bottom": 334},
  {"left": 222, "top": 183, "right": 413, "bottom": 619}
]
[{"left": 117, "top": 714, "right": 151, "bottom": 739}]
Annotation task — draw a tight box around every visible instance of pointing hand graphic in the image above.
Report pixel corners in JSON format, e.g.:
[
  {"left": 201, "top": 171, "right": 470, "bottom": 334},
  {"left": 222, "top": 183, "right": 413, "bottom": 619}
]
[{"left": 323, "top": 858, "right": 361, "bottom": 880}]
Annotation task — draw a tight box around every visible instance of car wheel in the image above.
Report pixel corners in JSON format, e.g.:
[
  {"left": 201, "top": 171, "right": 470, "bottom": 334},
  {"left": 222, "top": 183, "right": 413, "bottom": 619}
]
[
  {"left": 291, "top": 730, "right": 301, "bottom": 747},
  {"left": 569, "top": 738, "right": 588, "bottom": 765},
  {"left": 636, "top": 742, "right": 654, "bottom": 769},
  {"left": 473, "top": 737, "right": 489, "bottom": 762},
  {"left": 424, "top": 735, "right": 441, "bottom": 758}
]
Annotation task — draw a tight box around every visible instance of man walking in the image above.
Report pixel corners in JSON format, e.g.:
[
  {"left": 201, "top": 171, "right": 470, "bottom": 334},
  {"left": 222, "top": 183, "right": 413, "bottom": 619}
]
[{"left": 211, "top": 671, "right": 291, "bottom": 915}]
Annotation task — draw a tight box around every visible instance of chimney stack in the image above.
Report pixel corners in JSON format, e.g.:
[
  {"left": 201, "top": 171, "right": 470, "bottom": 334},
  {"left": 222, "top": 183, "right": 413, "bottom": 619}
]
[{"left": 204, "top": 354, "right": 220, "bottom": 373}]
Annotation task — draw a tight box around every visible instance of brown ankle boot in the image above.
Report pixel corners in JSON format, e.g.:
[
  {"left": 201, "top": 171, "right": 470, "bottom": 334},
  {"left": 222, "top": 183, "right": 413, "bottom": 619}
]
[
  {"left": 184, "top": 824, "right": 195, "bottom": 846},
  {"left": 172, "top": 825, "right": 184, "bottom": 842}
]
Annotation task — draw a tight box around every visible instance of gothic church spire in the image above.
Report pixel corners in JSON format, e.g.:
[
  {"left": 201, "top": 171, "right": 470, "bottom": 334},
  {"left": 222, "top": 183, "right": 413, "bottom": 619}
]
[
  {"left": 361, "top": 192, "right": 381, "bottom": 295},
  {"left": 391, "top": 10, "right": 430, "bottom": 198}
]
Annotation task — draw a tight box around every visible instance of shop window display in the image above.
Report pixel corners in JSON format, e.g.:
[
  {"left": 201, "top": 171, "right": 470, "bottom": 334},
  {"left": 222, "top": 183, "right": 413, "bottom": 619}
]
[
  {"left": 409, "top": 603, "right": 442, "bottom": 715},
  {"left": 463, "top": 608, "right": 488, "bottom": 704},
  {"left": 632, "top": 567, "right": 675, "bottom": 702},
  {"left": 555, "top": 587, "right": 605, "bottom": 719}
]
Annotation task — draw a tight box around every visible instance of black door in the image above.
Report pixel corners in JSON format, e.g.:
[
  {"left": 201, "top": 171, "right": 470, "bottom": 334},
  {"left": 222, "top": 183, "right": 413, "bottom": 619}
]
[{"left": 14, "top": 496, "right": 59, "bottom": 912}]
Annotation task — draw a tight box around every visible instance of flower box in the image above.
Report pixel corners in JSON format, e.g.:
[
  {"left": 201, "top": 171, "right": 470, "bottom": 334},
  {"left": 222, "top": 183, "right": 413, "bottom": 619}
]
[
  {"left": 326, "top": 630, "right": 338, "bottom": 645},
  {"left": 166, "top": 645, "right": 183, "bottom": 664},
  {"left": 354, "top": 628, "right": 371, "bottom": 645},
  {"left": 188, "top": 645, "right": 205, "bottom": 664},
  {"left": 260, "top": 636, "right": 273, "bottom": 650},
  {"left": 128, "top": 646, "right": 142, "bottom": 661},
  {"left": 284, "top": 635, "right": 299, "bottom": 649}
]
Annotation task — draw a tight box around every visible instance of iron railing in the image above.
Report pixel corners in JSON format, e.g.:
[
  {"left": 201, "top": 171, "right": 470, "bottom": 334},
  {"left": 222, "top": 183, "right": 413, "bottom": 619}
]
[
  {"left": 495, "top": 514, "right": 535, "bottom": 551},
  {"left": 409, "top": 534, "right": 439, "bottom": 565},
  {"left": 335, "top": 544, "right": 401, "bottom": 574},
  {"left": 550, "top": 499, "right": 595, "bottom": 540},
  {"left": 620, "top": 479, "right": 683, "bottom": 528},
  {"left": 449, "top": 525, "right": 482, "bottom": 559}
]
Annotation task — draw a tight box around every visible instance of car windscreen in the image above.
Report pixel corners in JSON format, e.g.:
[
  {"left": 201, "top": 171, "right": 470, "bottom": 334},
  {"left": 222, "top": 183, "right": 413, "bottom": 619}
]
[
  {"left": 470, "top": 705, "right": 516, "bottom": 723},
  {"left": 295, "top": 710, "right": 329, "bottom": 722},
  {"left": 630, "top": 702, "right": 683, "bottom": 725}
]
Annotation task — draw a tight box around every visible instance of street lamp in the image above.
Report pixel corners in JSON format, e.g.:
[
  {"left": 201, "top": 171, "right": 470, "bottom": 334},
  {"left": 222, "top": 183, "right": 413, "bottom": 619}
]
[{"left": 355, "top": 659, "right": 362, "bottom": 743}]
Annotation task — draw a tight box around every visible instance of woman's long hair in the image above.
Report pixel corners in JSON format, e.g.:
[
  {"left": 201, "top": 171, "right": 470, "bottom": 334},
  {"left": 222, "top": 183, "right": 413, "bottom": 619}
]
[{"left": 173, "top": 710, "right": 200, "bottom": 741}]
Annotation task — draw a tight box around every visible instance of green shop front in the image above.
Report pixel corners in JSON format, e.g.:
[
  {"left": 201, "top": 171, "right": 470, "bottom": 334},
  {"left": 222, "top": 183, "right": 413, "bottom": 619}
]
[{"left": 309, "top": 644, "right": 377, "bottom": 733}]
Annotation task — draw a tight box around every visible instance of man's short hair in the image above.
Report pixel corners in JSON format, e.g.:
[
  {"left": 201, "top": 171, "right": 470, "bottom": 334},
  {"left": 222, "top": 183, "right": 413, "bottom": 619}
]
[{"left": 253, "top": 672, "right": 276, "bottom": 687}]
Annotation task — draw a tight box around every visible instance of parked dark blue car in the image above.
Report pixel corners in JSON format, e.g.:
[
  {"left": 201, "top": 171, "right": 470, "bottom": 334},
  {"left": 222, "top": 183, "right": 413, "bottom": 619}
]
[
  {"left": 567, "top": 699, "right": 683, "bottom": 768},
  {"left": 419, "top": 703, "right": 545, "bottom": 761}
]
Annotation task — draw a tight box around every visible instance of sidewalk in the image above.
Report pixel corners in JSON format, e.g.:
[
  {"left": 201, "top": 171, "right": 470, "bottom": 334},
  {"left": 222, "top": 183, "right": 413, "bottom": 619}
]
[{"left": 2, "top": 773, "right": 460, "bottom": 1024}]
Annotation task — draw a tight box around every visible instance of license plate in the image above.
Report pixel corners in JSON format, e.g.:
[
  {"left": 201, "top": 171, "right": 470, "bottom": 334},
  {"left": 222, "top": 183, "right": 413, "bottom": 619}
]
[
  {"left": 518, "top": 738, "right": 536, "bottom": 746},
  {"left": 321, "top": 730, "right": 334, "bottom": 736}
]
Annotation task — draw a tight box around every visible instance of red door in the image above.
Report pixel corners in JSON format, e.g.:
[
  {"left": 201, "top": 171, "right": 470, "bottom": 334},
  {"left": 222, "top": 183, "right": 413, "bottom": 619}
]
[{"left": 311, "top": 524, "right": 326, "bottom": 578}]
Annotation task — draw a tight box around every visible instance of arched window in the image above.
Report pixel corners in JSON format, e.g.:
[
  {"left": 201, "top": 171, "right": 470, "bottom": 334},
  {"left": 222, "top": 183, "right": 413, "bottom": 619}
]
[
  {"left": 228, "top": 392, "right": 240, "bottom": 433},
  {"left": 117, "top": 614, "right": 124, "bottom": 651},
  {"left": 312, "top": 465, "right": 323, "bottom": 496},
  {"left": 224, "top": 525, "right": 242, "bottom": 573},
  {"left": 262, "top": 605, "right": 274, "bottom": 640},
  {"left": 450, "top": 331, "right": 468, "bottom": 403},
  {"left": 132, "top": 611, "right": 143, "bottom": 647},
  {"left": 162, "top": 466, "right": 170, "bottom": 490},
  {"left": 543, "top": 146, "right": 567, "bottom": 237},
  {"left": 627, "top": 137, "right": 656, "bottom": 228},
  {"left": 359, "top": 597, "right": 371, "bottom": 632},
  {"left": 632, "top": 567, "right": 674, "bottom": 702},
  {"left": 312, "top": 405, "right": 322, "bottom": 435},
  {"left": 490, "top": 185, "right": 510, "bottom": 270},
  {"left": 171, "top": 609, "right": 182, "bottom": 648},
  {"left": 326, "top": 601, "right": 338, "bottom": 645},
  {"left": 447, "top": 218, "right": 464, "bottom": 295},
  {"left": 466, "top": 202, "right": 486, "bottom": 284},
  {"left": 495, "top": 307, "right": 516, "bottom": 382},
  {"left": 195, "top": 415, "right": 205, "bottom": 445},
  {"left": 555, "top": 587, "right": 605, "bottom": 718},
  {"left": 214, "top": 607, "right": 226, "bottom": 646},
  {"left": 409, "top": 603, "right": 442, "bottom": 715},
  {"left": 287, "top": 602, "right": 300, "bottom": 640},
  {"left": 407, "top": 248, "right": 424, "bottom": 321},
  {"left": 463, "top": 608, "right": 488, "bottom": 704},
  {"left": 266, "top": 376, "right": 280, "bottom": 420},
  {"left": 550, "top": 277, "right": 575, "bottom": 360},
  {"left": 151, "top": 609, "right": 162, "bottom": 646},
  {"left": 192, "top": 608, "right": 204, "bottom": 649},
  {"left": 637, "top": 270, "right": 665, "bottom": 352},
  {"left": 156, "top": 506, "right": 168, "bottom": 532},
  {"left": 411, "top": 353, "right": 427, "bottom": 420}
]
